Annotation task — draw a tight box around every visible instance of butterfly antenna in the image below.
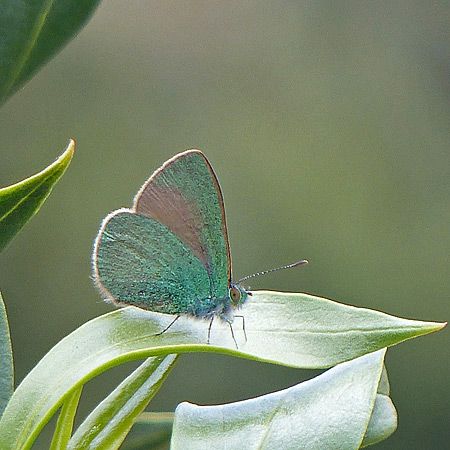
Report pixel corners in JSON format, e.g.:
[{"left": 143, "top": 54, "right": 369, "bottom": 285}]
[{"left": 238, "top": 259, "right": 308, "bottom": 283}]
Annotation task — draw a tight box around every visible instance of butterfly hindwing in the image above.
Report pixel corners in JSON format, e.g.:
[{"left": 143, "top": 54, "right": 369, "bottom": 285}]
[{"left": 94, "top": 211, "right": 227, "bottom": 317}]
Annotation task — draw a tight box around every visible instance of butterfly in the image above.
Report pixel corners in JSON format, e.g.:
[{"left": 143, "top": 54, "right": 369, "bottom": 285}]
[{"left": 92, "top": 150, "right": 306, "bottom": 347}]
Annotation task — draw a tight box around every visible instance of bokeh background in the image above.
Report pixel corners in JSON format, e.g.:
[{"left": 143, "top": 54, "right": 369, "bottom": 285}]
[{"left": 0, "top": 1, "right": 448, "bottom": 448}]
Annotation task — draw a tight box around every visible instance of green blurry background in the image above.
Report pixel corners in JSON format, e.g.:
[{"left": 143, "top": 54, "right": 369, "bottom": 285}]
[{"left": 1, "top": 1, "right": 448, "bottom": 448}]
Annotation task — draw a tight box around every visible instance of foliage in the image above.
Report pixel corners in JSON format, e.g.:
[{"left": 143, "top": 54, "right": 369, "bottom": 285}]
[
  {"left": 0, "top": 140, "right": 74, "bottom": 252},
  {"left": 0, "top": 2, "right": 446, "bottom": 449},
  {"left": 0, "top": 293, "right": 13, "bottom": 418},
  {"left": 0, "top": 0, "right": 101, "bottom": 105},
  {"left": 0, "top": 294, "right": 444, "bottom": 448}
]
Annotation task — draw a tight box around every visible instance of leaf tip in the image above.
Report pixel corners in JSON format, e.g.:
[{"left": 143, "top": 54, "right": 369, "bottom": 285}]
[
  {"left": 416, "top": 320, "right": 447, "bottom": 336},
  {"left": 43, "top": 139, "right": 76, "bottom": 178},
  {"left": 434, "top": 321, "right": 447, "bottom": 331},
  {"left": 59, "top": 139, "right": 76, "bottom": 165}
]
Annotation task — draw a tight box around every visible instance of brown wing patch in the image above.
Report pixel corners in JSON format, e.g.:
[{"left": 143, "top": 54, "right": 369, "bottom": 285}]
[{"left": 135, "top": 184, "right": 209, "bottom": 268}]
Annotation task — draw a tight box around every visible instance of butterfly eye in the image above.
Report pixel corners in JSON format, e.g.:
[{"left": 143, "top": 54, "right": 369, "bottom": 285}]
[{"left": 229, "top": 286, "right": 241, "bottom": 305}]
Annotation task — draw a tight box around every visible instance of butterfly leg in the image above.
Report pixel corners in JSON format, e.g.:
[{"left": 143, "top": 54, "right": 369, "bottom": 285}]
[
  {"left": 234, "top": 315, "right": 247, "bottom": 343},
  {"left": 227, "top": 320, "right": 239, "bottom": 349},
  {"left": 154, "top": 315, "right": 180, "bottom": 337},
  {"left": 207, "top": 316, "right": 214, "bottom": 344}
]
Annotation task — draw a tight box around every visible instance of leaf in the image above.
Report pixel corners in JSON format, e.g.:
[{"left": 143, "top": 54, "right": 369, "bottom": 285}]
[
  {"left": 0, "top": 139, "right": 75, "bottom": 251},
  {"left": 171, "top": 349, "right": 388, "bottom": 450},
  {"left": 49, "top": 386, "right": 82, "bottom": 450},
  {"left": 121, "top": 413, "right": 173, "bottom": 450},
  {"left": 67, "top": 355, "right": 177, "bottom": 449},
  {"left": 0, "top": 0, "right": 101, "bottom": 105},
  {"left": 377, "top": 365, "right": 390, "bottom": 396},
  {"left": 0, "top": 292, "right": 13, "bottom": 418},
  {"left": 361, "top": 394, "right": 397, "bottom": 448},
  {"left": 0, "top": 291, "right": 444, "bottom": 449}
]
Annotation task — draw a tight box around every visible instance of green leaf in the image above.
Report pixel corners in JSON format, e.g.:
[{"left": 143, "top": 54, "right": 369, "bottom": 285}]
[
  {"left": 49, "top": 386, "right": 82, "bottom": 450},
  {"left": 0, "top": 292, "right": 13, "bottom": 418},
  {"left": 361, "top": 393, "right": 397, "bottom": 448},
  {"left": 378, "top": 365, "right": 390, "bottom": 396},
  {"left": 68, "top": 355, "right": 177, "bottom": 449},
  {"left": 360, "top": 364, "right": 397, "bottom": 447},
  {"left": 0, "top": 139, "right": 75, "bottom": 251},
  {"left": 0, "top": 1, "right": 101, "bottom": 105},
  {"left": 171, "top": 349, "right": 388, "bottom": 450},
  {"left": 121, "top": 413, "right": 173, "bottom": 450},
  {"left": 0, "top": 291, "right": 444, "bottom": 449}
]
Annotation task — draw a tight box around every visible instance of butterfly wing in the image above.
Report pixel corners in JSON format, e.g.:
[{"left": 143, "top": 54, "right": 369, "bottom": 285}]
[
  {"left": 133, "top": 150, "right": 231, "bottom": 300},
  {"left": 93, "top": 210, "right": 226, "bottom": 317}
]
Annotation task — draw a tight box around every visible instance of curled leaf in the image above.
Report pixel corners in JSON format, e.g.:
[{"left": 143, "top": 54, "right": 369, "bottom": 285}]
[
  {"left": 0, "top": 291, "right": 443, "bottom": 449},
  {"left": 171, "top": 350, "right": 390, "bottom": 450}
]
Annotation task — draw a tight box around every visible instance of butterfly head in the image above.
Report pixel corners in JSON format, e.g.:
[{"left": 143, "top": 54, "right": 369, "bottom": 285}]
[{"left": 229, "top": 283, "right": 250, "bottom": 308}]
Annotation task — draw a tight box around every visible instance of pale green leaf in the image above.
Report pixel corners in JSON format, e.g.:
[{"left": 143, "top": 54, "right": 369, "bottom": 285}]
[
  {"left": 0, "top": 291, "right": 443, "bottom": 449},
  {"left": 68, "top": 355, "right": 177, "bottom": 450},
  {"left": 0, "top": 292, "right": 13, "bottom": 418},
  {"left": 171, "top": 350, "right": 387, "bottom": 450},
  {"left": 49, "top": 386, "right": 83, "bottom": 450},
  {"left": 361, "top": 394, "right": 397, "bottom": 448}
]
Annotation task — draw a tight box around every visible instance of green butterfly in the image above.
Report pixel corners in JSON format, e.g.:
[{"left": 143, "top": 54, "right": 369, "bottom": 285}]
[{"left": 93, "top": 150, "right": 306, "bottom": 346}]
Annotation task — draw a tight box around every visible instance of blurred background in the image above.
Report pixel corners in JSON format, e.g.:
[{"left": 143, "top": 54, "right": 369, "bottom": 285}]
[{"left": 0, "top": 1, "right": 448, "bottom": 448}]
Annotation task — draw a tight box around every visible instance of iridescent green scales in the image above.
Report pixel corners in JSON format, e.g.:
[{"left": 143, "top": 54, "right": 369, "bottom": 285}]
[
  {"left": 96, "top": 212, "right": 219, "bottom": 316},
  {"left": 93, "top": 150, "right": 248, "bottom": 323}
]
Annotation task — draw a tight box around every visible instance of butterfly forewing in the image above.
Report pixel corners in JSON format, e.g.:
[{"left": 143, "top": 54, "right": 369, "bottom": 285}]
[{"left": 134, "top": 150, "right": 231, "bottom": 299}]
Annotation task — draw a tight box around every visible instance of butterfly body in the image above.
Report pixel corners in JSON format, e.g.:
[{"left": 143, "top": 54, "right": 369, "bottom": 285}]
[{"left": 93, "top": 150, "right": 249, "bottom": 331}]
